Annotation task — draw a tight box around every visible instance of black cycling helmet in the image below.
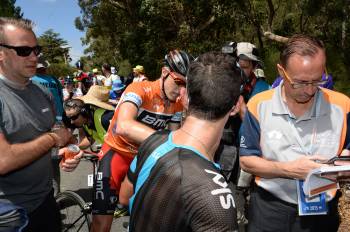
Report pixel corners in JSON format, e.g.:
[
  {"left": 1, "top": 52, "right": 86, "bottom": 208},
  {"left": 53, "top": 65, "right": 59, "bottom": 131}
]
[
  {"left": 221, "top": 41, "right": 237, "bottom": 57},
  {"left": 164, "top": 50, "right": 192, "bottom": 77}
]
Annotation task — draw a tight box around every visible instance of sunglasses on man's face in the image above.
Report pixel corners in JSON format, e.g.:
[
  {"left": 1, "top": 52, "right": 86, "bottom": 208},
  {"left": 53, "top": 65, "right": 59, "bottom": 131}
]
[
  {"left": 167, "top": 72, "right": 186, "bottom": 87},
  {"left": 0, "top": 44, "right": 42, "bottom": 57},
  {"left": 67, "top": 113, "right": 80, "bottom": 121}
]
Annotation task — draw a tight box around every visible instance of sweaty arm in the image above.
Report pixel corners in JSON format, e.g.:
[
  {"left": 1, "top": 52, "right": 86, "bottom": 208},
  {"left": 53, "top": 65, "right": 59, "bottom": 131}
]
[
  {"left": 119, "top": 176, "right": 134, "bottom": 206},
  {"left": 115, "top": 102, "right": 156, "bottom": 144},
  {"left": 0, "top": 132, "right": 56, "bottom": 175}
]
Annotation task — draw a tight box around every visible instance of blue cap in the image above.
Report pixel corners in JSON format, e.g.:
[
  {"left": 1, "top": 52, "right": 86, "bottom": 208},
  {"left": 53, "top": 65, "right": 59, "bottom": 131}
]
[{"left": 111, "top": 80, "right": 125, "bottom": 92}]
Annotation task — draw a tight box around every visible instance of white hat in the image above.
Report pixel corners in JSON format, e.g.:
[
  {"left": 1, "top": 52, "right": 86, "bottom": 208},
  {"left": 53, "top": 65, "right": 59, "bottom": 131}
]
[
  {"left": 237, "top": 42, "right": 259, "bottom": 62},
  {"left": 111, "top": 66, "right": 116, "bottom": 74},
  {"left": 36, "top": 55, "right": 50, "bottom": 69}
]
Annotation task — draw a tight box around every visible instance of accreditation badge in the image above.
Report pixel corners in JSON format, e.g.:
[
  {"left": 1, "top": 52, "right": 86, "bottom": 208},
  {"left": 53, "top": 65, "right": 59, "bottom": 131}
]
[{"left": 296, "top": 180, "right": 327, "bottom": 216}]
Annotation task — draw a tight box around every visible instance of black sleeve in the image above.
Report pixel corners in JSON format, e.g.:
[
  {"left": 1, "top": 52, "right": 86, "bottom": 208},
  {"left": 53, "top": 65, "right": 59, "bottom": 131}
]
[
  {"left": 345, "top": 112, "right": 350, "bottom": 150},
  {"left": 181, "top": 158, "right": 238, "bottom": 232},
  {"left": 101, "top": 110, "right": 114, "bottom": 131}
]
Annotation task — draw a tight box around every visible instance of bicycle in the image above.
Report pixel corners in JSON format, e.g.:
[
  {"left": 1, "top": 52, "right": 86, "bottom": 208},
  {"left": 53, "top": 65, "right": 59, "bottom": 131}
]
[
  {"left": 56, "top": 153, "right": 98, "bottom": 232},
  {"left": 56, "top": 151, "right": 130, "bottom": 232}
]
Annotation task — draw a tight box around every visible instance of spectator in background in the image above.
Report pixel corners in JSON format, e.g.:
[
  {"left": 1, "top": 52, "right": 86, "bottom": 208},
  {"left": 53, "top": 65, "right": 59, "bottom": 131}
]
[
  {"left": 92, "top": 68, "right": 106, "bottom": 86},
  {"left": 219, "top": 41, "right": 271, "bottom": 226},
  {"left": 31, "top": 54, "right": 64, "bottom": 196},
  {"left": 132, "top": 65, "right": 147, "bottom": 82},
  {"left": 236, "top": 42, "right": 270, "bottom": 101},
  {"left": 74, "top": 60, "right": 90, "bottom": 94},
  {"left": 102, "top": 63, "right": 120, "bottom": 89},
  {"left": 109, "top": 79, "right": 126, "bottom": 105},
  {"left": 64, "top": 86, "right": 115, "bottom": 151},
  {"left": 62, "top": 75, "right": 83, "bottom": 101}
]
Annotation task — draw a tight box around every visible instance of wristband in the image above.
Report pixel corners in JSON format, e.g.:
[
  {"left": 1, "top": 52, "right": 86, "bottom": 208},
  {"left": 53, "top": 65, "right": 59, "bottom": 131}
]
[{"left": 47, "top": 132, "right": 57, "bottom": 146}]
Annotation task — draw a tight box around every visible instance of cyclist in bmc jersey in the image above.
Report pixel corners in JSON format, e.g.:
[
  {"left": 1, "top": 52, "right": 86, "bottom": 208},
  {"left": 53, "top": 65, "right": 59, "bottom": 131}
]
[
  {"left": 91, "top": 50, "right": 192, "bottom": 232},
  {"left": 119, "top": 51, "right": 242, "bottom": 232}
]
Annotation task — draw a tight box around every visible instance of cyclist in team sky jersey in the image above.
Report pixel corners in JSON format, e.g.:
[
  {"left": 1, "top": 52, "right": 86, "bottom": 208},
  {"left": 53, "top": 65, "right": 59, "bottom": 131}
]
[
  {"left": 119, "top": 51, "right": 242, "bottom": 232},
  {"left": 91, "top": 50, "right": 192, "bottom": 232}
]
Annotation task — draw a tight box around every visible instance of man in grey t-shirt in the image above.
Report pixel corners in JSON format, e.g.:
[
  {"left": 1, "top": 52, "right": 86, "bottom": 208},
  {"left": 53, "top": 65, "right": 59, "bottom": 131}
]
[{"left": 0, "top": 17, "right": 80, "bottom": 232}]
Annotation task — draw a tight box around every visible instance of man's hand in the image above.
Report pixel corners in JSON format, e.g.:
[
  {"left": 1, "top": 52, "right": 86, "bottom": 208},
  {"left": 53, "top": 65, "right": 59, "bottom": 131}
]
[
  {"left": 50, "top": 128, "right": 72, "bottom": 147},
  {"left": 285, "top": 156, "right": 325, "bottom": 180},
  {"left": 322, "top": 149, "right": 350, "bottom": 181},
  {"left": 59, "top": 147, "right": 82, "bottom": 172}
]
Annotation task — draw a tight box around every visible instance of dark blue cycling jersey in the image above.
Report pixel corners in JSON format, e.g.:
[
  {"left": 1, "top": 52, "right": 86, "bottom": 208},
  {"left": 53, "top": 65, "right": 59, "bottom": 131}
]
[{"left": 127, "top": 130, "right": 238, "bottom": 232}]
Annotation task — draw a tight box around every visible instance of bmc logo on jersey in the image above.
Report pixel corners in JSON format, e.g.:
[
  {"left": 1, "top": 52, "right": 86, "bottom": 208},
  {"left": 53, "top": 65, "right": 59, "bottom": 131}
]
[
  {"left": 141, "top": 115, "right": 169, "bottom": 128},
  {"left": 205, "top": 169, "right": 236, "bottom": 209}
]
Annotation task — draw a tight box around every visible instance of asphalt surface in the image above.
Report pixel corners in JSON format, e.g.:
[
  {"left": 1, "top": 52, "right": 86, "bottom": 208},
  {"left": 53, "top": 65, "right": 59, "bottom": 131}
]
[
  {"left": 60, "top": 159, "right": 129, "bottom": 232},
  {"left": 60, "top": 158, "right": 247, "bottom": 232}
]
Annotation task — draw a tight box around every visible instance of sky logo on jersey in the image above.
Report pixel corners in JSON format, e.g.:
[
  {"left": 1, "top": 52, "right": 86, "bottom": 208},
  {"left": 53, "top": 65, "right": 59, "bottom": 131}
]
[{"left": 205, "top": 169, "right": 236, "bottom": 209}]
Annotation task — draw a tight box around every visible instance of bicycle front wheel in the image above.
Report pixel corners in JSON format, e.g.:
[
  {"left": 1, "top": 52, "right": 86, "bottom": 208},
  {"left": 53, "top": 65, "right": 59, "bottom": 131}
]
[{"left": 56, "top": 190, "right": 92, "bottom": 232}]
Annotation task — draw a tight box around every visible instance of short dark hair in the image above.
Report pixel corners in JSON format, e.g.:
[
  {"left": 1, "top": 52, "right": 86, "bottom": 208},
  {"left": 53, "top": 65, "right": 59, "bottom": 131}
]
[
  {"left": 187, "top": 52, "right": 241, "bottom": 120},
  {"left": 102, "top": 63, "right": 111, "bottom": 72},
  {"left": 63, "top": 99, "right": 85, "bottom": 111},
  {"left": 280, "top": 34, "right": 325, "bottom": 68}
]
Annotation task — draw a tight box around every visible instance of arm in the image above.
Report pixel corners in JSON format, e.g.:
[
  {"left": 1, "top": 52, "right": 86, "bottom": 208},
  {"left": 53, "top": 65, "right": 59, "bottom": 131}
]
[
  {"left": 240, "top": 155, "right": 323, "bottom": 180},
  {"left": 119, "top": 176, "right": 134, "bottom": 206},
  {"left": 0, "top": 127, "right": 71, "bottom": 175},
  {"left": 115, "top": 102, "right": 155, "bottom": 144},
  {"left": 77, "top": 128, "right": 91, "bottom": 149}
]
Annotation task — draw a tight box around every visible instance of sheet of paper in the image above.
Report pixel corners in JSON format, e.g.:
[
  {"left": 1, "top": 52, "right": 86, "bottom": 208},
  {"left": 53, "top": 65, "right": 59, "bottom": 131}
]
[{"left": 302, "top": 165, "right": 350, "bottom": 197}]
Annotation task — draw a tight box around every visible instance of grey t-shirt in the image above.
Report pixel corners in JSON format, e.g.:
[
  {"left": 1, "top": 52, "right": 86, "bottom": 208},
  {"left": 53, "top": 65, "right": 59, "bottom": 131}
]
[{"left": 0, "top": 78, "right": 55, "bottom": 212}]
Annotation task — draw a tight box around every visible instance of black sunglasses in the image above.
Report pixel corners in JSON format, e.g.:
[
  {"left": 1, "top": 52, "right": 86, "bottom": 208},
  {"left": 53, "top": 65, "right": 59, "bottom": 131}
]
[
  {"left": 0, "top": 44, "right": 42, "bottom": 57},
  {"left": 67, "top": 113, "right": 80, "bottom": 121}
]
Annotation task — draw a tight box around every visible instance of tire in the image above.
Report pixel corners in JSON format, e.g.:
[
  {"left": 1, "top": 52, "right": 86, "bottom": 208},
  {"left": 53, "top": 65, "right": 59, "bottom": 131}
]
[{"left": 56, "top": 190, "right": 92, "bottom": 232}]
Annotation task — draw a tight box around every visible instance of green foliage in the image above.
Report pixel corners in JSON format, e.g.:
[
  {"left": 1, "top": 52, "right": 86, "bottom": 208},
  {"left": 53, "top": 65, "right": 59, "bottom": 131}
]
[
  {"left": 0, "top": 0, "right": 22, "bottom": 18},
  {"left": 37, "top": 29, "right": 70, "bottom": 64},
  {"left": 47, "top": 63, "right": 75, "bottom": 79},
  {"left": 75, "top": 0, "right": 350, "bottom": 95}
]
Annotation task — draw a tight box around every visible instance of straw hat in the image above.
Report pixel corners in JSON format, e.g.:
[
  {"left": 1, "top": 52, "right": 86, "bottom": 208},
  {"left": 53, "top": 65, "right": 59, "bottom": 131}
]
[
  {"left": 78, "top": 85, "right": 115, "bottom": 111},
  {"left": 133, "top": 65, "right": 145, "bottom": 74}
]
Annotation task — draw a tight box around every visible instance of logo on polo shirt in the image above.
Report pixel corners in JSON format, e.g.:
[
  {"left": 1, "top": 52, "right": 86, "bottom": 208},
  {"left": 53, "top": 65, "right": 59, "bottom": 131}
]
[
  {"left": 267, "top": 130, "right": 283, "bottom": 140},
  {"left": 240, "top": 136, "right": 247, "bottom": 148}
]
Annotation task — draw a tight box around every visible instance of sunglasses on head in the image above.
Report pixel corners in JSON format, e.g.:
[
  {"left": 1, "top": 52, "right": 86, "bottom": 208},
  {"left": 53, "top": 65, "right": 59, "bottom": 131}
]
[{"left": 0, "top": 44, "right": 42, "bottom": 57}]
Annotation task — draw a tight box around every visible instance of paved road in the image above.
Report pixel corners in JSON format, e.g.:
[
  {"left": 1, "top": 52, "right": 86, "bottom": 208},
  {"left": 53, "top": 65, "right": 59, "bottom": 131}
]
[
  {"left": 60, "top": 159, "right": 129, "bottom": 232},
  {"left": 60, "top": 151, "right": 247, "bottom": 231}
]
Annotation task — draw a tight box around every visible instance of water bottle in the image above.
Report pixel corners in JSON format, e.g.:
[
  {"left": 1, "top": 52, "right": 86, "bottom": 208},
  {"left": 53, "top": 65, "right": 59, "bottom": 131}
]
[{"left": 51, "top": 116, "right": 65, "bottom": 159}]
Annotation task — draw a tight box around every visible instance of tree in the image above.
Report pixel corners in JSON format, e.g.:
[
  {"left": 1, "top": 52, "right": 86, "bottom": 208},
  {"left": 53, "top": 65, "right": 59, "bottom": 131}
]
[
  {"left": 37, "top": 29, "right": 70, "bottom": 64},
  {"left": 0, "top": 0, "right": 22, "bottom": 18},
  {"left": 75, "top": 0, "right": 350, "bottom": 95}
]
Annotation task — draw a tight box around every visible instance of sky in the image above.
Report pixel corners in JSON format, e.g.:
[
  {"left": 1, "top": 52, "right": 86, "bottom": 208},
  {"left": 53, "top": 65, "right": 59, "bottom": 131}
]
[{"left": 15, "top": 0, "right": 86, "bottom": 64}]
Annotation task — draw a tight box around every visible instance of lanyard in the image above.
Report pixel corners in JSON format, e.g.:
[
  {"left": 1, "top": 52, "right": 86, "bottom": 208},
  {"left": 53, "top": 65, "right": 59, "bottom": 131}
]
[{"left": 287, "top": 96, "right": 321, "bottom": 156}]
